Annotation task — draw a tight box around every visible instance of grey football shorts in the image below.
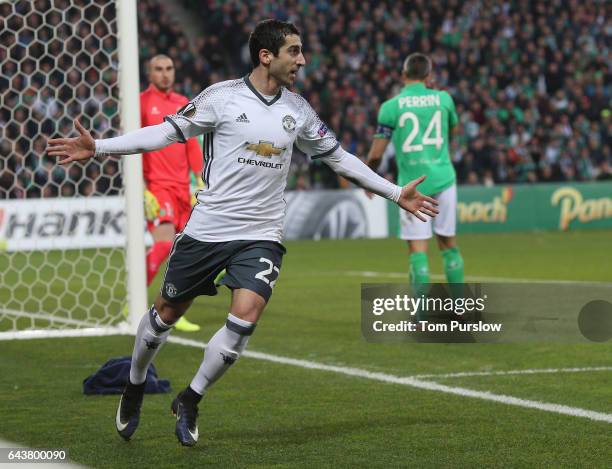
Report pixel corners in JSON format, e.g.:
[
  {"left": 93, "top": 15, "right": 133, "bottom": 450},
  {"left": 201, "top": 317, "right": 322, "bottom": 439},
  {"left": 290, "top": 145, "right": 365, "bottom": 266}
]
[{"left": 160, "top": 234, "right": 285, "bottom": 304}]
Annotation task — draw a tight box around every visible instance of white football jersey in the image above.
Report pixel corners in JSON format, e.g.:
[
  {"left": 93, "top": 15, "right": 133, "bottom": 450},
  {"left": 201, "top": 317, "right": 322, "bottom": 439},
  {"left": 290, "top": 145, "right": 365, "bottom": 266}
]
[{"left": 164, "top": 76, "right": 339, "bottom": 242}]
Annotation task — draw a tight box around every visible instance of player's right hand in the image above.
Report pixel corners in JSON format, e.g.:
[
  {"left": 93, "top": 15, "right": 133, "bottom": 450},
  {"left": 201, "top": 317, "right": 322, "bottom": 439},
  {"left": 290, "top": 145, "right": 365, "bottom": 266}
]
[
  {"left": 46, "top": 120, "right": 95, "bottom": 165},
  {"left": 144, "top": 189, "right": 160, "bottom": 221}
]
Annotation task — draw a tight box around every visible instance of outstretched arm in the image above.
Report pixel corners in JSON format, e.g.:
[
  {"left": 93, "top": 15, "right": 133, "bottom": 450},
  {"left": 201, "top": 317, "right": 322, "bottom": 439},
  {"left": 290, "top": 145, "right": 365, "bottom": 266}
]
[
  {"left": 295, "top": 98, "right": 437, "bottom": 220},
  {"left": 47, "top": 120, "right": 181, "bottom": 165},
  {"left": 319, "top": 147, "right": 439, "bottom": 221}
]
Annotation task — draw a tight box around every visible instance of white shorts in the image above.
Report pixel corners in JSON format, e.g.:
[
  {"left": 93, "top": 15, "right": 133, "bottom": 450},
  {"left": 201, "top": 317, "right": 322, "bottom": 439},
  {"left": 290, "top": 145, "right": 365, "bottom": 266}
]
[{"left": 400, "top": 184, "right": 457, "bottom": 240}]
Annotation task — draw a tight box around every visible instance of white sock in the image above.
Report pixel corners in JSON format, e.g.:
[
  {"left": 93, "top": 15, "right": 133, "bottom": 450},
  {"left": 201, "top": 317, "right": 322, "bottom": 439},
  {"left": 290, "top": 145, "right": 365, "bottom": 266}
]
[
  {"left": 129, "top": 306, "right": 172, "bottom": 385},
  {"left": 189, "top": 313, "right": 255, "bottom": 395}
]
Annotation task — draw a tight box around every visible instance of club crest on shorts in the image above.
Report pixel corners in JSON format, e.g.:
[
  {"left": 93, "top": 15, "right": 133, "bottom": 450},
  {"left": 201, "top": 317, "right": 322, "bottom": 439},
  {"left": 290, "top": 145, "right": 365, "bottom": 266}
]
[
  {"left": 282, "top": 115, "right": 296, "bottom": 133},
  {"left": 165, "top": 283, "right": 178, "bottom": 298}
]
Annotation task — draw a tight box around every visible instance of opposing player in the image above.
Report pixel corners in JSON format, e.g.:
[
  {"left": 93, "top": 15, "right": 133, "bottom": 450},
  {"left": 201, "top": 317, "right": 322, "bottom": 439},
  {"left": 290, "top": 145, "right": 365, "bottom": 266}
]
[
  {"left": 140, "top": 54, "right": 204, "bottom": 332},
  {"left": 367, "top": 53, "right": 464, "bottom": 302},
  {"left": 47, "top": 20, "right": 438, "bottom": 447}
]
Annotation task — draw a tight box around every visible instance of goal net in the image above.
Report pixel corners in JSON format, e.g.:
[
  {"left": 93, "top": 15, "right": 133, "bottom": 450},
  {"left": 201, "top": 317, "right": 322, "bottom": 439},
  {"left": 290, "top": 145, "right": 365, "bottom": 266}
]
[{"left": 0, "top": 0, "right": 145, "bottom": 339}]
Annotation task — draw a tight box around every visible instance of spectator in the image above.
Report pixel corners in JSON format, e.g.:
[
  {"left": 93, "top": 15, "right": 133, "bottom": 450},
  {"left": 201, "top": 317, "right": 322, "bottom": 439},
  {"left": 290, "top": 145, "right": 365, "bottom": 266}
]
[{"left": 2, "top": 0, "right": 610, "bottom": 197}]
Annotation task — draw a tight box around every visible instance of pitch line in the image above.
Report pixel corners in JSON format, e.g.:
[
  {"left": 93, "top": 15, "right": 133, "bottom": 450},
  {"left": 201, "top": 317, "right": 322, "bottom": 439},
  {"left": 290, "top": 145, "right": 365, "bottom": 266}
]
[
  {"left": 343, "top": 271, "right": 612, "bottom": 286},
  {"left": 412, "top": 366, "right": 612, "bottom": 379},
  {"left": 168, "top": 336, "right": 612, "bottom": 424},
  {"left": 0, "top": 308, "right": 101, "bottom": 328},
  {"left": 0, "top": 327, "right": 128, "bottom": 341}
]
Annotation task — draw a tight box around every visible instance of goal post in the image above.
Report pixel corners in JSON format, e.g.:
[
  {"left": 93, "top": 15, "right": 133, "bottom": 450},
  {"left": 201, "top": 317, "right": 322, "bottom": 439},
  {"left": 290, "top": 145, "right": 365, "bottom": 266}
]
[
  {"left": 117, "top": 0, "right": 147, "bottom": 333},
  {"left": 0, "top": 0, "right": 146, "bottom": 339}
]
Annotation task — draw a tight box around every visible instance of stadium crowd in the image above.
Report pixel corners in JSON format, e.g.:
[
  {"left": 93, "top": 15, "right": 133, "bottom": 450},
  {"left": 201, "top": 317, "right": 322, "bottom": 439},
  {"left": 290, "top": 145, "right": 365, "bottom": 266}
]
[
  {"left": 182, "top": 0, "right": 611, "bottom": 188},
  {"left": 1, "top": 0, "right": 610, "bottom": 198},
  {"left": 1, "top": 0, "right": 122, "bottom": 198}
]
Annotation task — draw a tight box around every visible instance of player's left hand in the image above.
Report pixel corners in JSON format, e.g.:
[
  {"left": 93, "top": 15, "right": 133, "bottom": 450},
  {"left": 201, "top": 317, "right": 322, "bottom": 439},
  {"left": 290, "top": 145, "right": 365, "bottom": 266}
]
[
  {"left": 47, "top": 120, "right": 95, "bottom": 165},
  {"left": 397, "top": 175, "right": 439, "bottom": 222}
]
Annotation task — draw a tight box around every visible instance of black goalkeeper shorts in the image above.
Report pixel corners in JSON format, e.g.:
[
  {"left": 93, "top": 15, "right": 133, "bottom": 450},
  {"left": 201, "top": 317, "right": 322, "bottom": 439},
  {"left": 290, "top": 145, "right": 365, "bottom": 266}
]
[{"left": 160, "top": 234, "right": 286, "bottom": 303}]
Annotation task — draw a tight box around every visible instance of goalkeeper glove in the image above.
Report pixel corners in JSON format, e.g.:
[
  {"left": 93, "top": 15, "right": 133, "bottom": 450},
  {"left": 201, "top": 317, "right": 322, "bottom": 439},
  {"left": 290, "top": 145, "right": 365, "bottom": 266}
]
[
  {"left": 190, "top": 172, "right": 205, "bottom": 206},
  {"left": 144, "top": 189, "right": 160, "bottom": 221}
]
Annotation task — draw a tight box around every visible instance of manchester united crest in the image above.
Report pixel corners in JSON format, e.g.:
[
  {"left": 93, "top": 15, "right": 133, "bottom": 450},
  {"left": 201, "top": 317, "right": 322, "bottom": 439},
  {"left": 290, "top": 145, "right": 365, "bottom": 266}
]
[{"left": 282, "top": 115, "right": 296, "bottom": 133}]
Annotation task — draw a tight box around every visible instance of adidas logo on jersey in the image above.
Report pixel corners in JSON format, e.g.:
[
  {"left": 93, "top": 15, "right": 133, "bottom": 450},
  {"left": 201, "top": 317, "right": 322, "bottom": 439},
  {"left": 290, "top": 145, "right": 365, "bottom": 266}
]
[{"left": 235, "top": 113, "right": 250, "bottom": 123}]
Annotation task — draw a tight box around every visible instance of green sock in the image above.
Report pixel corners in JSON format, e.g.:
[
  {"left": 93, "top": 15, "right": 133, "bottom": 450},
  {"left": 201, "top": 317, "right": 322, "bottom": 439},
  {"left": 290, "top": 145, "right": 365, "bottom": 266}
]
[
  {"left": 442, "top": 247, "right": 465, "bottom": 301},
  {"left": 442, "top": 247, "right": 464, "bottom": 284},
  {"left": 409, "top": 252, "right": 429, "bottom": 321}
]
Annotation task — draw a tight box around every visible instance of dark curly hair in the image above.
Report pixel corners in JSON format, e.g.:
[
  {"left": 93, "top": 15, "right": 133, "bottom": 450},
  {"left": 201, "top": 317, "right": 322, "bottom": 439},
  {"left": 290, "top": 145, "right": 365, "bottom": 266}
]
[{"left": 248, "top": 19, "right": 300, "bottom": 67}]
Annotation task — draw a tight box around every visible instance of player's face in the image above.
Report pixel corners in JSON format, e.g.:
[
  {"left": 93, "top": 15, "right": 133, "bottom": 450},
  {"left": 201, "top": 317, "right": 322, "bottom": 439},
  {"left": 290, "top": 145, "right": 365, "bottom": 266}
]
[
  {"left": 270, "top": 34, "right": 305, "bottom": 87},
  {"left": 149, "top": 58, "right": 175, "bottom": 93}
]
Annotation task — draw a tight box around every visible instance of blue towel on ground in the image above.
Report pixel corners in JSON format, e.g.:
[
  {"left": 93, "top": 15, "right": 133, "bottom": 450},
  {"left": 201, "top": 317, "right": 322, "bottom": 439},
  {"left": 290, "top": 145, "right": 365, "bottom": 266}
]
[{"left": 83, "top": 356, "right": 171, "bottom": 395}]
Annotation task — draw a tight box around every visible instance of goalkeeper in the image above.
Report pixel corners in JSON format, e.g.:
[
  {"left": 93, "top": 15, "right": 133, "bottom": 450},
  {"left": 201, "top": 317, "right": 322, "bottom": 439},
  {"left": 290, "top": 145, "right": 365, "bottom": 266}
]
[
  {"left": 366, "top": 53, "right": 464, "bottom": 304},
  {"left": 141, "top": 55, "right": 204, "bottom": 332}
]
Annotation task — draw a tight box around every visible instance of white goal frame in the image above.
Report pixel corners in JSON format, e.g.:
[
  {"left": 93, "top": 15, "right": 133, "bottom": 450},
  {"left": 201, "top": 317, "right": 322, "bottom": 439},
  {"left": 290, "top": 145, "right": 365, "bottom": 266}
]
[
  {"left": 0, "top": 0, "right": 146, "bottom": 340},
  {"left": 118, "top": 0, "right": 147, "bottom": 334}
]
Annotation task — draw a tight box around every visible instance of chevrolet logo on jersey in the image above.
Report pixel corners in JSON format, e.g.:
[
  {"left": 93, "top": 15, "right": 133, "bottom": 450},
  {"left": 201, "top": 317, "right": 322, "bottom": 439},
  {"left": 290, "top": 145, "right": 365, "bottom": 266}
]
[{"left": 245, "top": 141, "right": 286, "bottom": 157}]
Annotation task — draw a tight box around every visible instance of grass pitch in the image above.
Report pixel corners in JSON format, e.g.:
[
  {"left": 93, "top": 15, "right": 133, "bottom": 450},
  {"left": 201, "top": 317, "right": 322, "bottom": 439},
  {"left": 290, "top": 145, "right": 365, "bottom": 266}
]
[{"left": 1, "top": 230, "right": 611, "bottom": 468}]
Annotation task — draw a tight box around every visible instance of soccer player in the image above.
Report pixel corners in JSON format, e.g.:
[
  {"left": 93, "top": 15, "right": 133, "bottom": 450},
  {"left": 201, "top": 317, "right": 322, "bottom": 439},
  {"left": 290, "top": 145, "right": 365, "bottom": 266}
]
[
  {"left": 140, "top": 54, "right": 203, "bottom": 333},
  {"left": 366, "top": 53, "right": 464, "bottom": 303},
  {"left": 47, "top": 20, "right": 438, "bottom": 447}
]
